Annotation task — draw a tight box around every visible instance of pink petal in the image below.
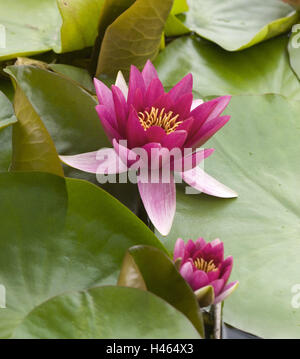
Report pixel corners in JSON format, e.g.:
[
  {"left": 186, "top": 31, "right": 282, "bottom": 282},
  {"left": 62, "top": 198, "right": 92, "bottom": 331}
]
[
  {"left": 214, "top": 281, "right": 239, "bottom": 304},
  {"left": 180, "top": 262, "right": 194, "bottom": 283},
  {"left": 173, "top": 238, "right": 185, "bottom": 261},
  {"left": 126, "top": 107, "right": 147, "bottom": 148},
  {"left": 94, "top": 78, "right": 116, "bottom": 122},
  {"left": 142, "top": 60, "right": 159, "bottom": 88},
  {"left": 210, "top": 278, "right": 224, "bottom": 297},
  {"left": 170, "top": 93, "right": 193, "bottom": 120},
  {"left": 219, "top": 256, "right": 233, "bottom": 284},
  {"left": 153, "top": 93, "right": 174, "bottom": 112},
  {"left": 189, "top": 115, "right": 230, "bottom": 148},
  {"left": 113, "top": 139, "right": 139, "bottom": 167},
  {"left": 111, "top": 85, "right": 128, "bottom": 136},
  {"left": 172, "top": 148, "right": 214, "bottom": 172},
  {"left": 176, "top": 117, "right": 194, "bottom": 133},
  {"left": 168, "top": 74, "right": 193, "bottom": 102},
  {"left": 195, "top": 237, "right": 207, "bottom": 250},
  {"left": 146, "top": 126, "right": 166, "bottom": 143},
  {"left": 138, "top": 172, "right": 176, "bottom": 236},
  {"left": 207, "top": 268, "right": 220, "bottom": 282},
  {"left": 145, "top": 78, "right": 165, "bottom": 108},
  {"left": 60, "top": 148, "right": 127, "bottom": 174},
  {"left": 191, "top": 270, "right": 209, "bottom": 291},
  {"left": 132, "top": 88, "right": 145, "bottom": 112},
  {"left": 127, "top": 65, "right": 146, "bottom": 107},
  {"left": 180, "top": 166, "right": 238, "bottom": 198},
  {"left": 115, "top": 71, "right": 128, "bottom": 99},
  {"left": 185, "top": 239, "right": 196, "bottom": 256},
  {"left": 95, "top": 105, "right": 121, "bottom": 142},
  {"left": 161, "top": 130, "right": 187, "bottom": 151}
]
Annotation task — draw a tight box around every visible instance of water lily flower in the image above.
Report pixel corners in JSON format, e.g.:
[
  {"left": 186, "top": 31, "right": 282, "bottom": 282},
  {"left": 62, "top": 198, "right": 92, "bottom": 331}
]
[
  {"left": 174, "top": 237, "right": 238, "bottom": 306},
  {"left": 60, "top": 60, "right": 237, "bottom": 235}
]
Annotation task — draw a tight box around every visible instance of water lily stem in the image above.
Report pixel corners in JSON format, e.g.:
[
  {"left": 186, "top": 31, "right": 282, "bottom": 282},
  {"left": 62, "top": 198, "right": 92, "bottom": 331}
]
[{"left": 213, "top": 303, "right": 222, "bottom": 339}]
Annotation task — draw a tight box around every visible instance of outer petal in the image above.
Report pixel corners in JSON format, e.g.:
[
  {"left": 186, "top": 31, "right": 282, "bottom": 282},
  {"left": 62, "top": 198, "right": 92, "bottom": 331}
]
[
  {"left": 214, "top": 281, "right": 239, "bottom": 304},
  {"left": 180, "top": 261, "right": 194, "bottom": 283},
  {"left": 172, "top": 148, "right": 214, "bottom": 172},
  {"left": 138, "top": 172, "right": 176, "bottom": 236},
  {"left": 180, "top": 166, "right": 238, "bottom": 198},
  {"left": 173, "top": 238, "right": 185, "bottom": 262},
  {"left": 189, "top": 115, "right": 230, "bottom": 148},
  {"left": 115, "top": 71, "right": 128, "bottom": 99},
  {"left": 95, "top": 105, "right": 121, "bottom": 142},
  {"left": 191, "top": 270, "right": 209, "bottom": 291},
  {"left": 168, "top": 73, "right": 193, "bottom": 102},
  {"left": 94, "top": 78, "right": 116, "bottom": 122},
  {"left": 142, "top": 60, "right": 159, "bottom": 88},
  {"left": 59, "top": 148, "right": 127, "bottom": 174},
  {"left": 219, "top": 256, "right": 233, "bottom": 284},
  {"left": 127, "top": 65, "right": 146, "bottom": 107},
  {"left": 113, "top": 139, "right": 139, "bottom": 167},
  {"left": 111, "top": 85, "right": 128, "bottom": 136},
  {"left": 210, "top": 278, "right": 224, "bottom": 297}
]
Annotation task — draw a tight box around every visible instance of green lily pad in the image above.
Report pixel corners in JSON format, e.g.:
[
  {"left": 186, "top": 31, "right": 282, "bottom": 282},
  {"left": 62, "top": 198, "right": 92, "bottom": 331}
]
[
  {"left": 0, "top": 172, "right": 167, "bottom": 338},
  {"left": 118, "top": 245, "right": 204, "bottom": 337},
  {"left": 155, "top": 35, "right": 300, "bottom": 100},
  {"left": 157, "top": 94, "right": 300, "bottom": 339},
  {"left": 96, "top": 0, "right": 174, "bottom": 78},
  {"left": 0, "top": 0, "right": 105, "bottom": 61},
  {"left": 13, "top": 286, "right": 200, "bottom": 339},
  {"left": 5, "top": 64, "right": 138, "bottom": 210},
  {"left": 181, "top": 0, "right": 298, "bottom": 51}
]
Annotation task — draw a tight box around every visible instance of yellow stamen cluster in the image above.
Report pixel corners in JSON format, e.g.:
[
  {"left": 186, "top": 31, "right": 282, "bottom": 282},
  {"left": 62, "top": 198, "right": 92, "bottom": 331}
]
[
  {"left": 138, "top": 107, "right": 182, "bottom": 134},
  {"left": 194, "top": 258, "right": 217, "bottom": 273}
]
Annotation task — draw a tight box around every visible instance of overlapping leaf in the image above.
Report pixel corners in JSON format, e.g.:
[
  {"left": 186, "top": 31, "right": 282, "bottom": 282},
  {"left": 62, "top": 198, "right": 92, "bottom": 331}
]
[{"left": 0, "top": 172, "right": 167, "bottom": 338}]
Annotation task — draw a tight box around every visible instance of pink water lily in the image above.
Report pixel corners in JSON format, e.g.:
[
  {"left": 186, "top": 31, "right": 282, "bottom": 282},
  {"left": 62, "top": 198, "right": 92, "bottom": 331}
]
[
  {"left": 174, "top": 237, "right": 238, "bottom": 306},
  {"left": 60, "top": 60, "right": 237, "bottom": 235}
]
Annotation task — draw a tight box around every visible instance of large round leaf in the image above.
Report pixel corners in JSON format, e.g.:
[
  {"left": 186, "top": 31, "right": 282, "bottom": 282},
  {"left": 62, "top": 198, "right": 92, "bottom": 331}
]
[
  {"left": 155, "top": 35, "right": 300, "bottom": 100},
  {"left": 288, "top": 24, "right": 300, "bottom": 81},
  {"left": 0, "top": 172, "right": 166, "bottom": 338},
  {"left": 0, "top": 91, "right": 17, "bottom": 130},
  {"left": 181, "top": 0, "right": 298, "bottom": 51},
  {"left": 13, "top": 286, "right": 200, "bottom": 339},
  {"left": 157, "top": 95, "right": 300, "bottom": 339}
]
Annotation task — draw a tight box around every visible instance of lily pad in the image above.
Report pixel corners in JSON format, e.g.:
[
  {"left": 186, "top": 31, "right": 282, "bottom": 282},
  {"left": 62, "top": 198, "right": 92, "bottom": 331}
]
[
  {"left": 0, "top": 0, "right": 105, "bottom": 61},
  {"left": 0, "top": 172, "right": 166, "bottom": 338},
  {"left": 155, "top": 35, "right": 300, "bottom": 100},
  {"left": 0, "top": 91, "right": 17, "bottom": 130},
  {"left": 13, "top": 286, "right": 200, "bottom": 339},
  {"left": 182, "top": 0, "right": 298, "bottom": 51},
  {"left": 157, "top": 94, "right": 300, "bottom": 339},
  {"left": 288, "top": 24, "right": 300, "bottom": 81}
]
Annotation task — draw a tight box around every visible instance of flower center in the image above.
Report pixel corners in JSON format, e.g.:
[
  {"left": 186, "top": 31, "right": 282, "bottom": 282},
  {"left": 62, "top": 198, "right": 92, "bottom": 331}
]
[
  {"left": 194, "top": 258, "right": 217, "bottom": 273},
  {"left": 138, "top": 107, "right": 182, "bottom": 134}
]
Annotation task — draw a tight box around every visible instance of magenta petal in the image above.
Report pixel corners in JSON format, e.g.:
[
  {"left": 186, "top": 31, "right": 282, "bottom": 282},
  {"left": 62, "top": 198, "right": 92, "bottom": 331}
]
[
  {"left": 138, "top": 172, "right": 176, "bottom": 236},
  {"left": 168, "top": 73, "right": 193, "bottom": 102},
  {"left": 195, "top": 237, "right": 206, "bottom": 250},
  {"left": 153, "top": 93, "right": 174, "bottom": 112},
  {"left": 189, "top": 115, "right": 230, "bottom": 148},
  {"left": 162, "top": 130, "right": 187, "bottom": 151},
  {"left": 207, "top": 268, "right": 220, "bottom": 282},
  {"left": 176, "top": 117, "right": 194, "bottom": 133},
  {"left": 220, "top": 256, "right": 233, "bottom": 284},
  {"left": 170, "top": 93, "right": 193, "bottom": 120},
  {"left": 94, "top": 78, "right": 116, "bottom": 120},
  {"left": 132, "top": 88, "right": 145, "bottom": 112},
  {"left": 145, "top": 78, "right": 165, "bottom": 107},
  {"left": 173, "top": 148, "right": 214, "bottom": 172},
  {"left": 205, "top": 96, "right": 231, "bottom": 123},
  {"left": 126, "top": 107, "right": 147, "bottom": 148},
  {"left": 211, "top": 279, "right": 224, "bottom": 297},
  {"left": 113, "top": 139, "right": 139, "bottom": 167},
  {"left": 173, "top": 238, "right": 185, "bottom": 262},
  {"left": 214, "top": 281, "right": 239, "bottom": 304},
  {"left": 111, "top": 85, "right": 128, "bottom": 136},
  {"left": 142, "top": 60, "right": 159, "bottom": 88},
  {"left": 60, "top": 149, "right": 127, "bottom": 174},
  {"left": 146, "top": 126, "right": 166, "bottom": 143},
  {"left": 180, "top": 166, "right": 238, "bottom": 198},
  {"left": 191, "top": 270, "right": 209, "bottom": 291},
  {"left": 96, "top": 105, "right": 121, "bottom": 142},
  {"left": 180, "top": 262, "right": 194, "bottom": 283},
  {"left": 185, "top": 239, "right": 196, "bottom": 256},
  {"left": 127, "top": 65, "right": 146, "bottom": 107}
]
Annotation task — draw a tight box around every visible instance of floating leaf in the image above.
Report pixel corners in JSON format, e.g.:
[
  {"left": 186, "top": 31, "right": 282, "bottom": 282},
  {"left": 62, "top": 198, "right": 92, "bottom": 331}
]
[
  {"left": 288, "top": 24, "right": 300, "bottom": 80},
  {"left": 119, "top": 245, "right": 204, "bottom": 337},
  {"left": 96, "top": 0, "right": 174, "bottom": 78},
  {"left": 0, "top": 172, "right": 167, "bottom": 338},
  {"left": 0, "top": 91, "right": 17, "bottom": 130},
  {"left": 155, "top": 35, "right": 300, "bottom": 100},
  {"left": 157, "top": 94, "right": 300, "bottom": 339},
  {"left": 181, "top": 0, "right": 298, "bottom": 51}
]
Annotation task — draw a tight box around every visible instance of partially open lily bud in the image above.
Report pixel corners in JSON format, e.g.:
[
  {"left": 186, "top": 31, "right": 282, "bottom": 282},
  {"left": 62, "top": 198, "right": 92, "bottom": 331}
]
[{"left": 173, "top": 237, "right": 238, "bottom": 307}]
